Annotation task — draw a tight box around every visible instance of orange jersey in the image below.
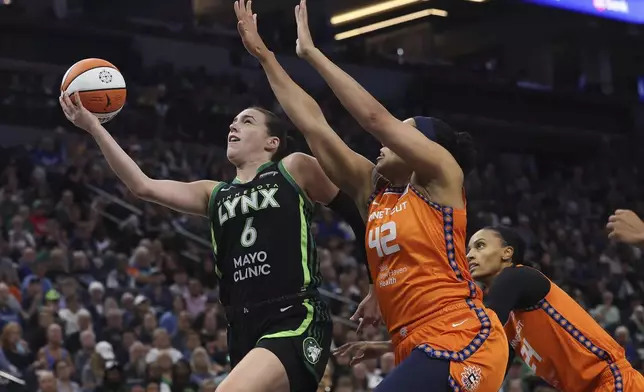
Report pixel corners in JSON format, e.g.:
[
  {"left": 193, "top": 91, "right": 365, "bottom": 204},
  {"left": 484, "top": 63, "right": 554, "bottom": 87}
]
[
  {"left": 365, "top": 184, "right": 508, "bottom": 390},
  {"left": 505, "top": 278, "right": 632, "bottom": 392},
  {"left": 365, "top": 184, "right": 482, "bottom": 334}
]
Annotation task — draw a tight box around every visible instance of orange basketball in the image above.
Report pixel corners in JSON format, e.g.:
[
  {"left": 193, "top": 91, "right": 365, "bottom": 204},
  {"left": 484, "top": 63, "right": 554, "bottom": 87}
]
[{"left": 61, "top": 58, "right": 127, "bottom": 124}]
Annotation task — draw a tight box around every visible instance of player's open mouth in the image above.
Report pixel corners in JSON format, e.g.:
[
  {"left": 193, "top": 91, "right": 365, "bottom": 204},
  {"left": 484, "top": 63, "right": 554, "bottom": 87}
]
[
  {"left": 228, "top": 135, "right": 240, "bottom": 143},
  {"left": 376, "top": 155, "right": 384, "bottom": 161},
  {"left": 469, "top": 263, "right": 479, "bottom": 273}
]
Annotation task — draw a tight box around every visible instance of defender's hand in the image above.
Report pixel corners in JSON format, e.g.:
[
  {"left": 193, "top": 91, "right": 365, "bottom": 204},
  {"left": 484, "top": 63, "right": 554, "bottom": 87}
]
[{"left": 234, "top": 0, "right": 270, "bottom": 61}]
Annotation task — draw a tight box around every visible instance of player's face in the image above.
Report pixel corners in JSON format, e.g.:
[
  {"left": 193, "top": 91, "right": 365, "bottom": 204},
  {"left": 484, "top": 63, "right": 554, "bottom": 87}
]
[
  {"left": 375, "top": 146, "right": 407, "bottom": 181},
  {"left": 375, "top": 117, "right": 424, "bottom": 181},
  {"left": 227, "top": 108, "right": 279, "bottom": 165},
  {"left": 467, "top": 229, "right": 512, "bottom": 281}
]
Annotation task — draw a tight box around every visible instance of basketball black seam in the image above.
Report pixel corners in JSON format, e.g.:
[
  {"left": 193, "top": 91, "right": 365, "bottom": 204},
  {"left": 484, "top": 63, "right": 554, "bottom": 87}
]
[
  {"left": 76, "top": 88, "right": 126, "bottom": 93},
  {"left": 93, "top": 108, "right": 123, "bottom": 115},
  {"left": 62, "top": 65, "right": 118, "bottom": 91}
]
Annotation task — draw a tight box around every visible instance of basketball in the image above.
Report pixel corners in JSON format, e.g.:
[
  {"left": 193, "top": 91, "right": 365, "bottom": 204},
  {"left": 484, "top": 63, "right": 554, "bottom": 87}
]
[{"left": 60, "top": 58, "right": 127, "bottom": 124}]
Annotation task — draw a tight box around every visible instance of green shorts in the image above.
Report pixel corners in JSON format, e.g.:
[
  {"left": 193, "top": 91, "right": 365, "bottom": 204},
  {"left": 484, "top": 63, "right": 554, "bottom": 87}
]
[{"left": 226, "top": 295, "right": 332, "bottom": 392}]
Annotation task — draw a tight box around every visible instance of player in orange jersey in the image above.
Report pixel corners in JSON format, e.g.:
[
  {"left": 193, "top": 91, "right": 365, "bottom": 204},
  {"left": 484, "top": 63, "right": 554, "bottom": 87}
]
[
  {"left": 467, "top": 226, "right": 644, "bottom": 391},
  {"left": 234, "top": 0, "right": 509, "bottom": 389}
]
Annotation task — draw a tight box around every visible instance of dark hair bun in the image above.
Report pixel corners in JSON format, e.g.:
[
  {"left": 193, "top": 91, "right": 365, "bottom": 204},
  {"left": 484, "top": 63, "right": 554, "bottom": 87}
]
[
  {"left": 485, "top": 226, "right": 526, "bottom": 265},
  {"left": 432, "top": 119, "right": 477, "bottom": 176},
  {"left": 454, "top": 131, "right": 477, "bottom": 176}
]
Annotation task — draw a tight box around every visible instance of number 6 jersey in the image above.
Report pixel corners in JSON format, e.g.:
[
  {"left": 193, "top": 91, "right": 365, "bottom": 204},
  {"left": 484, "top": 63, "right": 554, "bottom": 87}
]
[{"left": 208, "top": 161, "right": 320, "bottom": 307}]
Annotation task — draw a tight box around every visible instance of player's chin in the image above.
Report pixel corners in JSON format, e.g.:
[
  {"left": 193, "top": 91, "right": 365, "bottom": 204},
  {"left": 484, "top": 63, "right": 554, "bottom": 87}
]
[
  {"left": 469, "top": 267, "right": 483, "bottom": 280},
  {"left": 375, "top": 160, "right": 391, "bottom": 177},
  {"left": 226, "top": 146, "right": 243, "bottom": 165}
]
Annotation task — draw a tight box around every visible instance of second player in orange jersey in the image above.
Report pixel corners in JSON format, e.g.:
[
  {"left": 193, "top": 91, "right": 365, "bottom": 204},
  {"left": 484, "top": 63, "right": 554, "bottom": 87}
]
[{"left": 468, "top": 226, "right": 644, "bottom": 391}]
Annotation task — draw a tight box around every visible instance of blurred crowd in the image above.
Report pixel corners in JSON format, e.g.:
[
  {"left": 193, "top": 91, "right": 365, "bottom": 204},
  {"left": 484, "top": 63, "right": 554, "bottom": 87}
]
[{"left": 0, "top": 56, "right": 643, "bottom": 392}]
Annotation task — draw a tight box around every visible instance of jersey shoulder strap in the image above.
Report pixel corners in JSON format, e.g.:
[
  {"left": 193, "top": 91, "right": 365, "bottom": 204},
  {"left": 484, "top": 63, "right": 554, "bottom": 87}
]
[
  {"left": 207, "top": 182, "right": 228, "bottom": 220},
  {"left": 277, "top": 159, "right": 314, "bottom": 210}
]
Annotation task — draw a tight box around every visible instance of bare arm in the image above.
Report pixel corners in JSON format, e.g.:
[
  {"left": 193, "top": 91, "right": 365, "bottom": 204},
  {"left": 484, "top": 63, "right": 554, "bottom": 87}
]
[
  {"left": 234, "top": 0, "right": 373, "bottom": 207},
  {"left": 261, "top": 53, "right": 373, "bottom": 205},
  {"left": 282, "top": 153, "right": 339, "bottom": 205},
  {"left": 60, "top": 93, "right": 216, "bottom": 217},
  {"left": 295, "top": 0, "right": 462, "bottom": 191}
]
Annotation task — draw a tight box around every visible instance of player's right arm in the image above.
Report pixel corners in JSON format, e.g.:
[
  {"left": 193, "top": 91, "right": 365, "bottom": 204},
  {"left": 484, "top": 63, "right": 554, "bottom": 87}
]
[
  {"left": 60, "top": 93, "right": 216, "bottom": 217},
  {"left": 233, "top": 0, "right": 373, "bottom": 208}
]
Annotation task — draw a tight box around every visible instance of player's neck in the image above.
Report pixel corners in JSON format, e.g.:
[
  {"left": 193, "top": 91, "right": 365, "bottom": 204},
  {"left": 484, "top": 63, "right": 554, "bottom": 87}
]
[
  {"left": 479, "top": 276, "right": 493, "bottom": 288},
  {"left": 480, "top": 268, "right": 504, "bottom": 287},
  {"left": 385, "top": 172, "right": 410, "bottom": 187},
  {"left": 235, "top": 159, "right": 272, "bottom": 183}
]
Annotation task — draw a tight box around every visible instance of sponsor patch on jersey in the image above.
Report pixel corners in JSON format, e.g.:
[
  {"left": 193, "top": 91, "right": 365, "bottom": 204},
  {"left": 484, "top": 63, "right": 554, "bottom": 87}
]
[
  {"left": 303, "top": 337, "right": 323, "bottom": 364},
  {"left": 461, "top": 365, "right": 482, "bottom": 391},
  {"left": 259, "top": 171, "right": 278, "bottom": 179}
]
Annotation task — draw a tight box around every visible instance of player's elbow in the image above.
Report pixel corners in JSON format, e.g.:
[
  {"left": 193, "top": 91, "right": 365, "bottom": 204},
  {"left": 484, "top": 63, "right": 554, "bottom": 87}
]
[
  {"left": 361, "top": 107, "right": 393, "bottom": 135},
  {"left": 130, "top": 177, "right": 154, "bottom": 200}
]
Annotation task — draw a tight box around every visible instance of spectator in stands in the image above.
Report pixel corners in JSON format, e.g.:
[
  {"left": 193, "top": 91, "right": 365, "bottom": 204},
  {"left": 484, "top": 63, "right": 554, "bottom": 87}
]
[
  {"left": 131, "top": 296, "right": 151, "bottom": 328},
  {"left": 189, "top": 347, "right": 216, "bottom": 384},
  {"left": 96, "top": 361, "right": 126, "bottom": 392},
  {"left": 55, "top": 359, "right": 81, "bottom": 392},
  {"left": 106, "top": 255, "right": 136, "bottom": 290},
  {"left": 0, "top": 284, "right": 20, "bottom": 329},
  {"left": 103, "top": 308, "right": 125, "bottom": 348},
  {"left": 8, "top": 215, "right": 36, "bottom": 255},
  {"left": 171, "top": 358, "right": 198, "bottom": 392},
  {"left": 159, "top": 296, "right": 186, "bottom": 336},
  {"left": 139, "top": 312, "right": 158, "bottom": 345},
  {"left": 0, "top": 322, "right": 33, "bottom": 375},
  {"left": 628, "top": 305, "right": 644, "bottom": 344},
  {"left": 59, "top": 293, "right": 87, "bottom": 337},
  {"left": 183, "top": 279, "right": 206, "bottom": 318},
  {"left": 37, "top": 370, "right": 57, "bottom": 392},
  {"left": 155, "top": 351, "right": 173, "bottom": 387},
  {"left": 73, "top": 330, "right": 96, "bottom": 380},
  {"left": 65, "top": 309, "right": 93, "bottom": 354},
  {"left": 147, "top": 271, "right": 172, "bottom": 312},
  {"left": 36, "top": 324, "right": 72, "bottom": 371},
  {"left": 181, "top": 331, "right": 202, "bottom": 362},
  {"left": 168, "top": 311, "right": 190, "bottom": 350},
  {"left": 82, "top": 342, "right": 114, "bottom": 391},
  {"left": 169, "top": 270, "right": 189, "bottom": 298},
  {"left": 87, "top": 283, "right": 106, "bottom": 315},
  {"left": 146, "top": 329, "right": 182, "bottom": 365},
  {"left": 590, "top": 291, "right": 621, "bottom": 330},
  {"left": 123, "top": 341, "right": 147, "bottom": 383},
  {"left": 198, "top": 309, "right": 218, "bottom": 345},
  {"left": 614, "top": 325, "right": 641, "bottom": 368}
]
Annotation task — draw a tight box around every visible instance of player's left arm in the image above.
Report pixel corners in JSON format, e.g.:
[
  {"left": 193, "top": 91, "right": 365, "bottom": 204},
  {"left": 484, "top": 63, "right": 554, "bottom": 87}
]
[
  {"left": 285, "top": 153, "right": 373, "bottom": 282},
  {"left": 296, "top": 0, "right": 462, "bottom": 191},
  {"left": 283, "top": 152, "right": 339, "bottom": 205},
  {"left": 484, "top": 267, "right": 551, "bottom": 325},
  {"left": 285, "top": 153, "right": 366, "bottom": 237}
]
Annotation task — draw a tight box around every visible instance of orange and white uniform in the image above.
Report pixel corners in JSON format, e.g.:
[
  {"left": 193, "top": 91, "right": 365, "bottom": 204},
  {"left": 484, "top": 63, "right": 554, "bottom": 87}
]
[
  {"left": 365, "top": 184, "right": 508, "bottom": 391},
  {"left": 505, "top": 273, "right": 644, "bottom": 392}
]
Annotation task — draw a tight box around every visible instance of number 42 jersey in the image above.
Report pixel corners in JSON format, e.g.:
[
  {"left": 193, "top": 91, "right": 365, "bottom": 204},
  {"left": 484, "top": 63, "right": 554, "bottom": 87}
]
[{"left": 207, "top": 161, "right": 321, "bottom": 307}]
